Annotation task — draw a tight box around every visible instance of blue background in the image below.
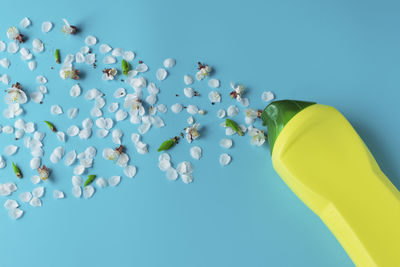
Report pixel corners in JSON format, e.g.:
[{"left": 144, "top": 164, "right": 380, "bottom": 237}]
[{"left": 1, "top": 0, "right": 399, "bottom": 266}]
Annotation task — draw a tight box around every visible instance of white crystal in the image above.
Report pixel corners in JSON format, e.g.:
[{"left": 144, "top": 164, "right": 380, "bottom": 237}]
[
  {"left": 30, "top": 197, "right": 42, "bottom": 207},
  {"left": 4, "top": 199, "right": 18, "bottom": 209},
  {"left": 9, "top": 208, "right": 23, "bottom": 219}
]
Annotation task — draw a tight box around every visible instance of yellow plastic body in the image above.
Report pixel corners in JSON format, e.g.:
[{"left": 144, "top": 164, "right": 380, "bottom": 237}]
[{"left": 271, "top": 104, "right": 400, "bottom": 267}]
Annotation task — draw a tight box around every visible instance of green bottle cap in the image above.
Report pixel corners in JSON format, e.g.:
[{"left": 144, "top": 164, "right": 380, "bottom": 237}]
[{"left": 261, "top": 100, "right": 316, "bottom": 154}]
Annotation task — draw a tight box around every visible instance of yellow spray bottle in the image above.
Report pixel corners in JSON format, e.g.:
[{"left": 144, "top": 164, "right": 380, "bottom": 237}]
[{"left": 261, "top": 100, "right": 400, "bottom": 267}]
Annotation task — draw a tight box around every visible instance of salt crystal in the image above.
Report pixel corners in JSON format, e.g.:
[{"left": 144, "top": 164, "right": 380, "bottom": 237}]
[
  {"left": 19, "top": 192, "right": 32, "bottom": 202},
  {"left": 30, "top": 157, "right": 41, "bottom": 169},
  {"left": 109, "top": 176, "right": 121, "bottom": 186},
  {"left": 53, "top": 190, "right": 64, "bottom": 199},
  {"left": 70, "top": 84, "right": 81, "bottom": 97},
  {"left": 72, "top": 186, "right": 82, "bottom": 198},
  {"left": 124, "top": 165, "right": 136, "bottom": 178},
  {"left": 220, "top": 138, "right": 233, "bottom": 149},
  {"left": 190, "top": 146, "right": 202, "bottom": 160},
  {"left": 166, "top": 167, "right": 178, "bottom": 181},
  {"left": 96, "top": 177, "right": 108, "bottom": 188},
  {"left": 208, "top": 78, "right": 220, "bottom": 88},
  {"left": 262, "top": 91, "right": 275, "bottom": 102},
  {"left": 219, "top": 153, "right": 232, "bottom": 166},
  {"left": 163, "top": 58, "right": 176, "bottom": 68},
  {"left": 156, "top": 68, "right": 168, "bottom": 81},
  {"left": 83, "top": 185, "right": 95, "bottom": 199},
  {"left": 41, "top": 21, "right": 53, "bottom": 32},
  {"left": 51, "top": 105, "right": 63, "bottom": 115},
  {"left": 85, "top": 35, "right": 97, "bottom": 46}
]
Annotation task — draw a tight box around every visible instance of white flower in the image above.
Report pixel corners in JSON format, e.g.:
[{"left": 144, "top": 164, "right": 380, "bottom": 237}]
[
  {"left": 7, "top": 26, "right": 23, "bottom": 42},
  {"left": 4, "top": 84, "right": 27, "bottom": 104},
  {"left": 102, "top": 68, "right": 117, "bottom": 81},
  {"left": 60, "top": 67, "right": 80, "bottom": 80},
  {"left": 244, "top": 108, "right": 260, "bottom": 124},
  {"left": 3, "top": 103, "right": 23, "bottom": 118},
  {"left": 195, "top": 62, "right": 212, "bottom": 80},
  {"left": 248, "top": 126, "right": 266, "bottom": 146},
  {"left": 124, "top": 93, "right": 144, "bottom": 116},
  {"left": 102, "top": 146, "right": 124, "bottom": 162},
  {"left": 37, "top": 165, "right": 50, "bottom": 181},
  {"left": 230, "top": 82, "right": 246, "bottom": 101},
  {"left": 185, "top": 123, "right": 200, "bottom": 143},
  {"left": 61, "top": 19, "right": 77, "bottom": 35}
]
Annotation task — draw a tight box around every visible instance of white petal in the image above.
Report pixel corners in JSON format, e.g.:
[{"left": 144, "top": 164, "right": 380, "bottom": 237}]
[
  {"left": 103, "top": 55, "right": 116, "bottom": 64},
  {"left": 114, "top": 87, "right": 126, "bottom": 98},
  {"left": 158, "top": 160, "right": 171, "bottom": 171},
  {"left": 9, "top": 208, "right": 23, "bottom": 219},
  {"left": 82, "top": 118, "right": 93, "bottom": 129},
  {"left": 72, "top": 176, "right": 83, "bottom": 186},
  {"left": 0, "top": 41, "right": 5, "bottom": 52},
  {"left": 31, "top": 175, "right": 41, "bottom": 184},
  {"left": 190, "top": 146, "right": 202, "bottom": 160},
  {"left": 56, "top": 131, "right": 66, "bottom": 142},
  {"left": 51, "top": 105, "right": 63, "bottom": 115},
  {"left": 90, "top": 107, "right": 102, "bottom": 117},
  {"left": 75, "top": 52, "right": 85, "bottom": 63},
  {"left": 53, "top": 190, "right": 64, "bottom": 199},
  {"left": 219, "top": 153, "right": 232, "bottom": 166},
  {"left": 96, "top": 177, "right": 108, "bottom": 188},
  {"left": 4, "top": 199, "right": 18, "bottom": 210},
  {"left": 30, "top": 157, "right": 41, "bottom": 169},
  {"left": 85, "top": 35, "right": 97, "bottom": 46},
  {"left": 20, "top": 17, "right": 31, "bottom": 28},
  {"left": 72, "top": 186, "right": 82, "bottom": 198},
  {"left": 156, "top": 68, "right": 168, "bottom": 81},
  {"left": 83, "top": 185, "right": 95, "bottom": 198},
  {"left": 220, "top": 138, "right": 233, "bottom": 149},
  {"left": 187, "top": 105, "right": 198, "bottom": 115},
  {"left": 95, "top": 97, "right": 105, "bottom": 109},
  {"left": 171, "top": 103, "right": 183, "bottom": 113},
  {"left": 184, "top": 87, "right": 194, "bottom": 98},
  {"left": 176, "top": 161, "right": 194, "bottom": 175},
  {"left": 28, "top": 61, "right": 37, "bottom": 70},
  {"left": 85, "top": 146, "right": 97, "bottom": 159},
  {"left": 7, "top": 42, "right": 19, "bottom": 54},
  {"left": 70, "top": 84, "right": 81, "bottom": 97},
  {"left": 74, "top": 165, "right": 85, "bottom": 175},
  {"left": 184, "top": 75, "right": 194, "bottom": 85},
  {"left": 227, "top": 105, "right": 239, "bottom": 117},
  {"left": 136, "top": 63, "right": 148, "bottom": 72},
  {"left": 166, "top": 167, "right": 178, "bottom": 181},
  {"left": 99, "top": 44, "right": 112, "bottom": 54},
  {"left": 163, "top": 58, "right": 176, "bottom": 68},
  {"left": 181, "top": 174, "right": 194, "bottom": 184},
  {"left": 79, "top": 128, "right": 92, "bottom": 139},
  {"left": 123, "top": 51, "right": 135, "bottom": 61},
  {"left": 30, "top": 91, "right": 43, "bottom": 103},
  {"left": 262, "top": 91, "right": 275, "bottom": 102},
  {"left": 108, "top": 102, "right": 119, "bottom": 113},
  {"left": 112, "top": 48, "right": 123, "bottom": 57},
  {"left": 5, "top": 145, "right": 18, "bottom": 155},
  {"left": 64, "top": 150, "right": 77, "bottom": 166},
  {"left": 115, "top": 109, "right": 127, "bottom": 121},
  {"left": 239, "top": 97, "right": 250, "bottom": 107},
  {"left": 158, "top": 153, "right": 170, "bottom": 162},
  {"left": 67, "top": 125, "right": 79, "bottom": 136},
  {"left": 67, "top": 108, "right": 79, "bottom": 119},
  {"left": 97, "top": 128, "right": 109, "bottom": 138},
  {"left": 124, "top": 165, "right": 137, "bottom": 178},
  {"left": 157, "top": 104, "right": 167, "bottom": 113},
  {"left": 0, "top": 156, "right": 6, "bottom": 168},
  {"left": 0, "top": 58, "right": 10, "bottom": 68},
  {"left": 32, "top": 186, "right": 45, "bottom": 198},
  {"left": 208, "top": 78, "right": 220, "bottom": 88},
  {"left": 85, "top": 53, "right": 96, "bottom": 65},
  {"left": 41, "top": 21, "right": 53, "bottom": 32},
  {"left": 19, "top": 192, "right": 32, "bottom": 202},
  {"left": 217, "top": 109, "right": 226, "bottom": 119},
  {"left": 138, "top": 123, "right": 151, "bottom": 134},
  {"left": 24, "top": 122, "right": 35, "bottom": 133},
  {"left": 109, "top": 176, "right": 121, "bottom": 186}
]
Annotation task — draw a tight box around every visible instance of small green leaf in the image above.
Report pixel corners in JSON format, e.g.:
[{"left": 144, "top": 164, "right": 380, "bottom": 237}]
[
  {"left": 84, "top": 175, "right": 96, "bottom": 187},
  {"left": 225, "top": 119, "right": 244, "bottom": 136},
  {"left": 12, "top": 162, "right": 22, "bottom": 178},
  {"left": 55, "top": 49, "right": 61, "bottom": 64},
  {"left": 44, "top": 120, "right": 56, "bottom": 132},
  {"left": 158, "top": 138, "right": 176, "bottom": 152},
  {"left": 121, "top": 59, "right": 130, "bottom": 75}
]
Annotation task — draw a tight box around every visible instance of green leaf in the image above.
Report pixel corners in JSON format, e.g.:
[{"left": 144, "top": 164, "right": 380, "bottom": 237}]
[
  {"left": 84, "top": 175, "right": 96, "bottom": 187},
  {"left": 55, "top": 49, "right": 61, "bottom": 64},
  {"left": 261, "top": 100, "right": 315, "bottom": 154},
  {"left": 225, "top": 119, "right": 244, "bottom": 136},
  {"left": 157, "top": 139, "right": 176, "bottom": 152},
  {"left": 12, "top": 162, "right": 22, "bottom": 178},
  {"left": 44, "top": 120, "right": 56, "bottom": 132},
  {"left": 121, "top": 59, "right": 130, "bottom": 75}
]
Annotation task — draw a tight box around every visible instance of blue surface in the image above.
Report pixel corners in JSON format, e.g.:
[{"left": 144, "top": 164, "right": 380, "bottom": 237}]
[{"left": 1, "top": 0, "right": 399, "bottom": 266}]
